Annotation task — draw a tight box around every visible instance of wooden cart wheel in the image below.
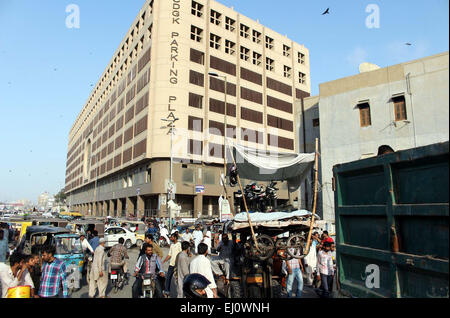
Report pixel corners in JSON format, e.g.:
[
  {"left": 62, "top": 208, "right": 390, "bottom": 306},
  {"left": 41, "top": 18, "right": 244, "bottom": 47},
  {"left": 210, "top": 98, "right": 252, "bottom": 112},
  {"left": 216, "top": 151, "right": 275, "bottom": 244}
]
[
  {"left": 286, "top": 234, "right": 306, "bottom": 259},
  {"left": 253, "top": 234, "right": 275, "bottom": 261}
]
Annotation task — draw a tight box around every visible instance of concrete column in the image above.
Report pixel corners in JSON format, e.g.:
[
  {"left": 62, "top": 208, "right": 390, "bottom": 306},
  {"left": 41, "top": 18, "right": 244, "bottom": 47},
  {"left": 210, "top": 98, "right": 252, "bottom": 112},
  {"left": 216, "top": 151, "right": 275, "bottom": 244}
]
[
  {"left": 102, "top": 201, "right": 107, "bottom": 217},
  {"left": 109, "top": 200, "right": 115, "bottom": 217},
  {"left": 126, "top": 197, "right": 134, "bottom": 217},
  {"left": 117, "top": 199, "right": 123, "bottom": 217},
  {"left": 194, "top": 194, "right": 203, "bottom": 218},
  {"left": 137, "top": 196, "right": 145, "bottom": 218}
]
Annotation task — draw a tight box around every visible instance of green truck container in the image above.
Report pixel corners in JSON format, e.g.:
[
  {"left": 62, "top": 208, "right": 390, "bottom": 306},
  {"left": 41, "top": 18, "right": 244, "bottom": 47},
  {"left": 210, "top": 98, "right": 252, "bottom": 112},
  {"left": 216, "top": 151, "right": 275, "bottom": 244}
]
[{"left": 333, "top": 141, "right": 449, "bottom": 298}]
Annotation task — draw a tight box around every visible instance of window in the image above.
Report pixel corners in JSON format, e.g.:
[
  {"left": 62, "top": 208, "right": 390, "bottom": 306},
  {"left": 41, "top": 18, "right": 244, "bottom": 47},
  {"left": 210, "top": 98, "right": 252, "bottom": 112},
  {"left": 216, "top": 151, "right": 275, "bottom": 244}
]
[
  {"left": 252, "top": 30, "right": 261, "bottom": 43},
  {"left": 189, "top": 93, "right": 203, "bottom": 109},
  {"left": 358, "top": 103, "right": 372, "bottom": 127},
  {"left": 225, "top": 40, "right": 236, "bottom": 56},
  {"left": 393, "top": 96, "right": 407, "bottom": 121},
  {"left": 298, "top": 52, "right": 305, "bottom": 64},
  {"left": 283, "top": 45, "right": 291, "bottom": 57},
  {"left": 265, "top": 36, "right": 274, "bottom": 49},
  {"left": 313, "top": 118, "right": 320, "bottom": 127},
  {"left": 190, "top": 25, "right": 203, "bottom": 42},
  {"left": 190, "top": 48, "right": 205, "bottom": 65},
  {"left": 210, "top": 10, "right": 221, "bottom": 25},
  {"left": 191, "top": 1, "right": 203, "bottom": 17},
  {"left": 266, "top": 57, "right": 274, "bottom": 71},
  {"left": 284, "top": 66, "right": 292, "bottom": 78},
  {"left": 189, "top": 70, "right": 204, "bottom": 87},
  {"left": 240, "top": 24, "right": 249, "bottom": 38},
  {"left": 225, "top": 17, "right": 235, "bottom": 32},
  {"left": 240, "top": 46, "right": 250, "bottom": 61},
  {"left": 299, "top": 72, "right": 306, "bottom": 84},
  {"left": 252, "top": 52, "right": 262, "bottom": 66},
  {"left": 210, "top": 33, "right": 221, "bottom": 50}
]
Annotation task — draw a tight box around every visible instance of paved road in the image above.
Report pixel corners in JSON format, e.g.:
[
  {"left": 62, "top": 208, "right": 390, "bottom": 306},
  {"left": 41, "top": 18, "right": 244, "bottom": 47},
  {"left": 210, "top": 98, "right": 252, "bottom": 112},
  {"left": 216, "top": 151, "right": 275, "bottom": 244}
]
[{"left": 71, "top": 246, "right": 171, "bottom": 298}]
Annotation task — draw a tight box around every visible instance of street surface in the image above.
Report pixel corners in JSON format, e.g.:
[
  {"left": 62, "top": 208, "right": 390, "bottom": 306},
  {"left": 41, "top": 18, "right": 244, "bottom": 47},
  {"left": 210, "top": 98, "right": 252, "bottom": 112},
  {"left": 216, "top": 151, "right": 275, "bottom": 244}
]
[{"left": 71, "top": 246, "right": 319, "bottom": 298}]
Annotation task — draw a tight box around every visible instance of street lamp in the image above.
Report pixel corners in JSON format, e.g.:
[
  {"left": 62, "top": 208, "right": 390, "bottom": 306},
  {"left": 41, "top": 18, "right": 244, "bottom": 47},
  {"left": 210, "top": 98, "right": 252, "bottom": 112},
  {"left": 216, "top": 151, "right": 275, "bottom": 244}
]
[
  {"left": 161, "top": 116, "right": 179, "bottom": 231},
  {"left": 208, "top": 71, "right": 231, "bottom": 220}
]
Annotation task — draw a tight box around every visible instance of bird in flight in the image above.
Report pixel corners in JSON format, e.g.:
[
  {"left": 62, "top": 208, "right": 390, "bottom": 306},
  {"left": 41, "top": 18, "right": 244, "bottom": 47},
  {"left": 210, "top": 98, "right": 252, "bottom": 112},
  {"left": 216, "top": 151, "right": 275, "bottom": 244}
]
[
  {"left": 405, "top": 43, "right": 412, "bottom": 46},
  {"left": 322, "top": 8, "right": 330, "bottom": 15}
]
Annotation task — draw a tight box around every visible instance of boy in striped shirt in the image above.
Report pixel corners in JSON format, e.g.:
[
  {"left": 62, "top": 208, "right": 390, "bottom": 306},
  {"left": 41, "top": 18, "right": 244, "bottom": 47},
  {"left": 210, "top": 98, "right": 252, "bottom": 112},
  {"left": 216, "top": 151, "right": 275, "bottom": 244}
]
[{"left": 39, "top": 245, "right": 68, "bottom": 298}]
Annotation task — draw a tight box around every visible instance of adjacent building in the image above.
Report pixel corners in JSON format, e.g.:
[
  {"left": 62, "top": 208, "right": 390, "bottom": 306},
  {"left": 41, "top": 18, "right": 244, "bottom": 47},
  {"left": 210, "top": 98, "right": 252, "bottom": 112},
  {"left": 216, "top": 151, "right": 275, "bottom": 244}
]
[
  {"left": 317, "top": 52, "right": 449, "bottom": 221},
  {"left": 65, "top": 0, "right": 311, "bottom": 218}
]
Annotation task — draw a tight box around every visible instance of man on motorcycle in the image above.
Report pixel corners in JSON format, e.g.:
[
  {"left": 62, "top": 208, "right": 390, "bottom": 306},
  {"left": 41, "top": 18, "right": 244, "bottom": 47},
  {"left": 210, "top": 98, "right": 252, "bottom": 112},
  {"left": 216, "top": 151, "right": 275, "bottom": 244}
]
[
  {"left": 146, "top": 223, "right": 158, "bottom": 236},
  {"left": 132, "top": 243, "right": 165, "bottom": 298},
  {"left": 107, "top": 237, "right": 129, "bottom": 280}
]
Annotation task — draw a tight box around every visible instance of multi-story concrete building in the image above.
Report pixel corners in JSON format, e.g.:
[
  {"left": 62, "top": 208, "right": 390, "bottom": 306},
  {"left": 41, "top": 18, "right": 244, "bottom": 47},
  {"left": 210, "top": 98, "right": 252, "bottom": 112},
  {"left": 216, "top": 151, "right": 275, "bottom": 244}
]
[
  {"left": 65, "top": 0, "right": 311, "bottom": 218},
  {"left": 296, "top": 96, "right": 322, "bottom": 215},
  {"left": 318, "top": 52, "right": 449, "bottom": 221},
  {"left": 38, "top": 192, "right": 50, "bottom": 209}
]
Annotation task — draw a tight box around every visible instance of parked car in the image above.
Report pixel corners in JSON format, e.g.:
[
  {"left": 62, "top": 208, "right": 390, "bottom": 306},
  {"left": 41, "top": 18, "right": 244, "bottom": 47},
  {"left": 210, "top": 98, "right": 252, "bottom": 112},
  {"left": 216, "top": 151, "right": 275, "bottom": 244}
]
[{"left": 104, "top": 226, "right": 137, "bottom": 249}]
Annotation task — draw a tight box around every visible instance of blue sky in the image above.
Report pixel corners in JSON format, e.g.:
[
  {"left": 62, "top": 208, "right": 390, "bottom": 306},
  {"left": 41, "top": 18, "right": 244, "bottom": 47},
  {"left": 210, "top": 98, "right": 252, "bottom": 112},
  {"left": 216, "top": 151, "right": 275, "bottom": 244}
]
[{"left": 0, "top": 0, "right": 448, "bottom": 203}]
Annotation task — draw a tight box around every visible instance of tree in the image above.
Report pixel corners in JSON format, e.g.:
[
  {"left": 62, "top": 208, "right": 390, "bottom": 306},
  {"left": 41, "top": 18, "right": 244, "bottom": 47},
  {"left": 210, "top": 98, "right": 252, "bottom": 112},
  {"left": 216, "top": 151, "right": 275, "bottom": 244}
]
[{"left": 54, "top": 188, "right": 67, "bottom": 204}]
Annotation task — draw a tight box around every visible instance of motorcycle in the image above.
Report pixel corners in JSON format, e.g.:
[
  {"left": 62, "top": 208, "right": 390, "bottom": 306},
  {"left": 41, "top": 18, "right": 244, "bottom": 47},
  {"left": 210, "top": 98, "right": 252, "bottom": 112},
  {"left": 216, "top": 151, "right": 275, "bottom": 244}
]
[
  {"left": 110, "top": 264, "right": 127, "bottom": 293},
  {"left": 141, "top": 273, "right": 156, "bottom": 298},
  {"left": 265, "top": 181, "right": 279, "bottom": 210},
  {"left": 158, "top": 235, "right": 169, "bottom": 248}
]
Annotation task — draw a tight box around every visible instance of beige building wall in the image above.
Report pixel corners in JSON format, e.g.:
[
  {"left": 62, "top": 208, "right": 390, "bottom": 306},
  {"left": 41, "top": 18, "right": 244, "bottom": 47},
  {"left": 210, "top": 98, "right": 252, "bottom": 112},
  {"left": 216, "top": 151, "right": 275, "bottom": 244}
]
[{"left": 66, "top": 0, "right": 311, "bottom": 217}]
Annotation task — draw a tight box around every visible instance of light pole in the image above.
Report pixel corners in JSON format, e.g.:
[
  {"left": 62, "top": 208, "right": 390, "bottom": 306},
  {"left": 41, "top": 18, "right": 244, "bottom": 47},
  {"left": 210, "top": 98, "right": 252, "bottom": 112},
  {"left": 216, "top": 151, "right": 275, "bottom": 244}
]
[
  {"left": 91, "top": 155, "right": 98, "bottom": 217},
  {"left": 208, "top": 72, "right": 228, "bottom": 179},
  {"left": 161, "top": 116, "right": 179, "bottom": 231},
  {"left": 208, "top": 72, "right": 234, "bottom": 219}
]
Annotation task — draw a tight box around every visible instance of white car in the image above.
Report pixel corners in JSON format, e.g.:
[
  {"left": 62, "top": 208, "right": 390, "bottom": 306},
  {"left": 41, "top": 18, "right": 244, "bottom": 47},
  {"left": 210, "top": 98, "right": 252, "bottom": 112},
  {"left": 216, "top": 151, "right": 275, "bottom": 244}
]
[{"left": 104, "top": 226, "right": 137, "bottom": 249}]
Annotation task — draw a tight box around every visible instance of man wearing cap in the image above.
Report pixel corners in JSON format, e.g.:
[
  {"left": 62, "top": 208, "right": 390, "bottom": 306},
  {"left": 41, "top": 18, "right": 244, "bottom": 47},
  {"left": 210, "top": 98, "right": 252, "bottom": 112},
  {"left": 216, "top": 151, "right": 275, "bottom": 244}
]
[{"left": 89, "top": 238, "right": 108, "bottom": 298}]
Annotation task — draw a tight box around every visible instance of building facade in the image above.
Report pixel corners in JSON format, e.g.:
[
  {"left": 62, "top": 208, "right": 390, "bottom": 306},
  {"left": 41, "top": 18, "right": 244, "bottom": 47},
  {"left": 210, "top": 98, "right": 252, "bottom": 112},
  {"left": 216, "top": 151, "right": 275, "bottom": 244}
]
[
  {"left": 296, "top": 96, "right": 322, "bottom": 216},
  {"left": 318, "top": 52, "right": 449, "bottom": 221},
  {"left": 65, "top": 0, "right": 311, "bottom": 218}
]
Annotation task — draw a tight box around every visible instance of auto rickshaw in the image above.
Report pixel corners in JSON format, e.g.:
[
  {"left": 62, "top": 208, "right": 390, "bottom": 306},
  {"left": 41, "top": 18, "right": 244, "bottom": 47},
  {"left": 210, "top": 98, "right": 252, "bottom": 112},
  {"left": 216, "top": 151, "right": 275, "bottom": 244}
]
[
  {"left": 6, "top": 218, "right": 32, "bottom": 240},
  {"left": 17, "top": 226, "right": 71, "bottom": 255},
  {"left": 67, "top": 219, "right": 105, "bottom": 239},
  {"left": 54, "top": 233, "right": 84, "bottom": 292}
]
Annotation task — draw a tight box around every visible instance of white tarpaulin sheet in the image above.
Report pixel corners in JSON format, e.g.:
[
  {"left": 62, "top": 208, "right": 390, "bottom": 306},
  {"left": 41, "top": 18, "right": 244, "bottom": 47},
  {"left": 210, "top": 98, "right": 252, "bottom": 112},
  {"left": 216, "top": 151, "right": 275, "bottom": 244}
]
[
  {"left": 227, "top": 141, "right": 315, "bottom": 192},
  {"left": 233, "top": 210, "right": 312, "bottom": 223}
]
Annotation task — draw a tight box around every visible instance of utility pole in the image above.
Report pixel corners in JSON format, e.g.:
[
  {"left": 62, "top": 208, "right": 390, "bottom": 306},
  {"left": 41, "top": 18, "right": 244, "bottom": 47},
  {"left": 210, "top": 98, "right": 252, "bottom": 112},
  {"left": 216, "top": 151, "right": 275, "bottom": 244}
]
[{"left": 161, "top": 116, "right": 179, "bottom": 231}]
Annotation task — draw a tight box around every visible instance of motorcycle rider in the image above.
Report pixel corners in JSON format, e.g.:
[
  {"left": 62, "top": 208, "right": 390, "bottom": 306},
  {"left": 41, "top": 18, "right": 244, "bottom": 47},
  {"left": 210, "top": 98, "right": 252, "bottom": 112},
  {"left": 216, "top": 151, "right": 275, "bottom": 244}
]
[
  {"left": 183, "top": 273, "right": 211, "bottom": 298},
  {"left": 132, "top": 243, "right": 165, "bottom": 298},
  {"left": 146, "top": 223, "right": 158, "bottom": 237},
  {"left": 107, "top": 237, "right": 129, "bottom": 280}
]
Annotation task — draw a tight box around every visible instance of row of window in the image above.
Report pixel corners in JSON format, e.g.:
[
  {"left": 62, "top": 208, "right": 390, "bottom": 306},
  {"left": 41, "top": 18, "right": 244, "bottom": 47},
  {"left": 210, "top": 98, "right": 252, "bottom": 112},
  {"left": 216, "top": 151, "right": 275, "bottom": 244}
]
[
  {"left": 191, "top": 0, "right": 305, "bottom": 64},
  {"left": 192, "top": 25, "right": 306, "bottom": 83},
  {"left": 358, "top": 96, "right": 407, "bottom": 127},
  {"left": 187, "top": 133, "right": 294, "bottom": 153},
  {"left": 71, "top": 0, "right": 155, "bottom": 151}
]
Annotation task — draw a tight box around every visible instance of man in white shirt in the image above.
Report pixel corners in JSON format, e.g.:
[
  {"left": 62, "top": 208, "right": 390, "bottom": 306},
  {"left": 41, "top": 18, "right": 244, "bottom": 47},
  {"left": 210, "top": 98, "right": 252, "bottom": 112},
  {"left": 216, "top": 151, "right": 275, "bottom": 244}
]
[
  {"left": 192, "top": 225, "right": 203, "bottom": 254},
  {"left": 189, "top": 243, "right": 217, "bottom": 298},
  {"left": 202, "top": 228, "right": 212, "bottom": 254},
  {"left": 159, "top": 225, "right": 170, "bottom": 246},
  {"left": 80, "top": 234, "right": 94, "bottom": 254},
  {"left": 181, "top": 228, "right": 193, "bottom": 243},
  {"left": 162, "top": 233, "right": 182, "bottom": 296},
  {"left": 0, "top": 252, "right": 35, "bottom": 298}
]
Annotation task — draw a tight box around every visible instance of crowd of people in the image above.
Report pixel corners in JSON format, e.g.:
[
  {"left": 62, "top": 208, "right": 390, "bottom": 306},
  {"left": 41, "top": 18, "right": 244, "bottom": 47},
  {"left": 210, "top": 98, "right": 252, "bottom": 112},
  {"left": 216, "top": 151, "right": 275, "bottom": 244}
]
[{"left": 1, "top": 216, "right": 336, "bottom": 299}]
